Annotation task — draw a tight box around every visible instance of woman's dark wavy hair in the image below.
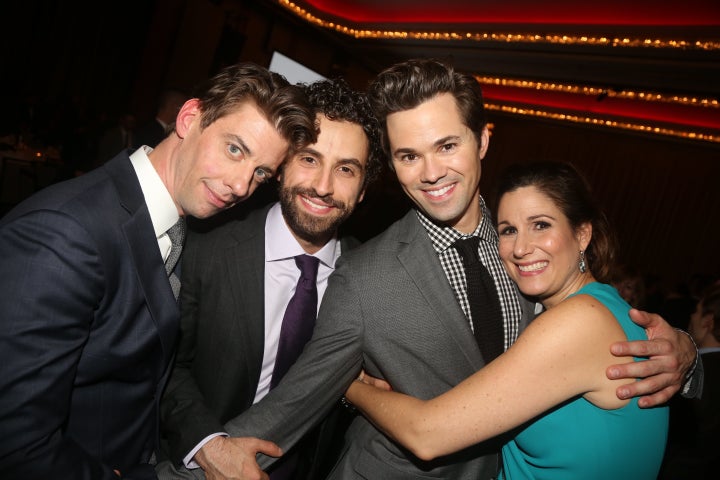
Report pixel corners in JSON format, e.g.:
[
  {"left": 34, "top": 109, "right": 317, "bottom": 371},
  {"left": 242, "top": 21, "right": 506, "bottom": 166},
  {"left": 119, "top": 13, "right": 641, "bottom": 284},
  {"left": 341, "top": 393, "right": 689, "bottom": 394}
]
[
  {"left": 192, "top": 62, "right": 317, "bottom": 153},
  {"left": 301, "top": 78, "right": 384, "bottom": 188},
  {"left": 495, "top": 161, "right": 617, "bottom": 283},
  {"left": 367, "top": 58, "right": 486, "bottom": 169}
]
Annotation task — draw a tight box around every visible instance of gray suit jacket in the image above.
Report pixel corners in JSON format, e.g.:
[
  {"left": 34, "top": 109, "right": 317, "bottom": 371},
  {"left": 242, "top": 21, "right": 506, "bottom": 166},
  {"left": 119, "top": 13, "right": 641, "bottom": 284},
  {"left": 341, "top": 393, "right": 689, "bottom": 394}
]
[{"left": 222, "top": 209, "right": 536, "bottom": 479}]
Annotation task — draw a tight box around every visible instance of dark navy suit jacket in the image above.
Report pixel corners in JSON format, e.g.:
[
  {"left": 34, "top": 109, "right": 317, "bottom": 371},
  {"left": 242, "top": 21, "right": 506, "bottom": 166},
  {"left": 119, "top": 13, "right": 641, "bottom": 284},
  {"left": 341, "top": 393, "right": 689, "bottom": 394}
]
[{"left": 0, "top": 152, "right": 179, "bottom": 479}]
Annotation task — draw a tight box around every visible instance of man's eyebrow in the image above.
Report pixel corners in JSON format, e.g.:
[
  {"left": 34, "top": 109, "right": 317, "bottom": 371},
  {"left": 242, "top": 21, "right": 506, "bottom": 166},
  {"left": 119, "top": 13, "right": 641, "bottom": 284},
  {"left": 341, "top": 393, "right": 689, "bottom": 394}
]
[
  {"left": 433, "top": 135, "right": 461, "bottom": 148},
  {"left": 392, "top": 135, "right": 462, "bottom": 157},
  {"left": 392, "top": 146, "right": 416, "bottom": 156},
  {"left": 226, "top": 133, "right": 251, "bottom": 156},
  {"left": 337, "top": 158, "right": 365, "bottom": 171},
  {"left": 297, "top": 146, "right": 322, "bottom": 158}
]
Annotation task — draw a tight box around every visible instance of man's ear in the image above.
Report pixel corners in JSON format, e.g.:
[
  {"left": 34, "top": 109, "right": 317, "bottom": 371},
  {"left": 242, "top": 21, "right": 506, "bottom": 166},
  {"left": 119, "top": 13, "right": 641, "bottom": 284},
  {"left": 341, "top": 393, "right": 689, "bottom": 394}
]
[
  {"left": 174, "top": 98, "right": 200, "bottom": 139},
  {"left": 478, "top": 126, "right": 490, "bottom": 159}
]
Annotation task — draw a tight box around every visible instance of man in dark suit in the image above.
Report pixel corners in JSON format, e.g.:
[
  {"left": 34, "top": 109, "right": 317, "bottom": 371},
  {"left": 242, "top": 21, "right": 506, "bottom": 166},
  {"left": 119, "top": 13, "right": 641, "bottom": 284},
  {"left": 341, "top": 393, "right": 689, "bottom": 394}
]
[
  {"left": 155, "top": 79, "right": 384, "bottom": 480},
  {"left": 0, "top": 62, "right": 316, "bottom": 480},
  {"left": 157, "top": 59, "right": 699, "bottom": 479}
]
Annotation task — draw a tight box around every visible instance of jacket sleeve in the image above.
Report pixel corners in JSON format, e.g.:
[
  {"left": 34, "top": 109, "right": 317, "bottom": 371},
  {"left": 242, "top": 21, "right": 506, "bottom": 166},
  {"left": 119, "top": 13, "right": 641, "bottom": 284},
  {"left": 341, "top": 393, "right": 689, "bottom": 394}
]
[
  {"left": 681, "top": 353, "right": 704, "bottom": 399},
  {"left": 0, "top": 209, "right": 127, "bottom": 479}
]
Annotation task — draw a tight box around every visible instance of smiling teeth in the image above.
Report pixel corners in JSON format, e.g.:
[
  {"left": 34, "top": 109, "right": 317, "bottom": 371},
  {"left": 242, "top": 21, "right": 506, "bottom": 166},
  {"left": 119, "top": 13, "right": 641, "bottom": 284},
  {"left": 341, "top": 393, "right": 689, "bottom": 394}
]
[
  {"left": 303, "top": 196, "right": 330, "bottom": 209},
  {"left": 427, "top": 184, "right": 453, "bottom": 197},
  {"left": 519, "top": 262, "right": 548, "bottom": 272}
]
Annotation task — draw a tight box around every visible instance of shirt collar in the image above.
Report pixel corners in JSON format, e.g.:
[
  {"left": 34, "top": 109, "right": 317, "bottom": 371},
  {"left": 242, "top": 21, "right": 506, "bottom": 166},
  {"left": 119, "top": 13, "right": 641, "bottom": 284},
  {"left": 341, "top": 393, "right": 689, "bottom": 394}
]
[
  {"left": 417, "top": 195, "right": 498, "bottom": 254},
  {"left": 129, "top": 146, "right": 179, "bottom": 237},
  {"left": 265, "top": 202, "right": 339, "bottom": 267}
]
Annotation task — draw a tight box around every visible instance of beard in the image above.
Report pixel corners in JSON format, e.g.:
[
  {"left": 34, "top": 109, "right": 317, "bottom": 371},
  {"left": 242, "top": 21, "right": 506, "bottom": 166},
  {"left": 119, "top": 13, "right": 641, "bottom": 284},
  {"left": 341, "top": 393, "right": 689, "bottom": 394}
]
[{"left": 279, "top": 185, "right": 353, "bottom": 245}]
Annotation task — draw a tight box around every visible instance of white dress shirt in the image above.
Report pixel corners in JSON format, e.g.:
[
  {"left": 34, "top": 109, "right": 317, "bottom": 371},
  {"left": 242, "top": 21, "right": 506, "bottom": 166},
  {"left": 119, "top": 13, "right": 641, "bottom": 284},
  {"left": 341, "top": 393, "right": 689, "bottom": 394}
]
[
  {"left": 256, "top": 202, "right": 340, "bottom": 402},
  {"left": 184, "top": 202, "right": 342, "bottom": 468},
  {"left": 129, "top": 146, "right": 179, "bottom": 261}
]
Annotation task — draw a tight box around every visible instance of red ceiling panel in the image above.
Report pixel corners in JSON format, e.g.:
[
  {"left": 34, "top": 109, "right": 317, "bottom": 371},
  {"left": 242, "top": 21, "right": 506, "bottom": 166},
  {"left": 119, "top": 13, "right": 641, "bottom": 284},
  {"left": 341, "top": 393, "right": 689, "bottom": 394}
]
[
  {"left": 302, "top": 0, "right": 720, "bottom": 26},
  {"left": 480, "top": 84, "right": 720, "bottom": 131},
  {"left": 282, "top": 0, "right": 720, "bottom": 142}
]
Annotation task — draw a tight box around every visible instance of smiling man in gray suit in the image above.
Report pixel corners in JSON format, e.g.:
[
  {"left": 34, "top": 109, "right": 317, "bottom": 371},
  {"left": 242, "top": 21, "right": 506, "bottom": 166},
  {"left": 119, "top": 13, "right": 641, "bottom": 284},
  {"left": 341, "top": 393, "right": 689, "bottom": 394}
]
[{"left": 182, "top": 58, "right": 699, "bottom": 480}]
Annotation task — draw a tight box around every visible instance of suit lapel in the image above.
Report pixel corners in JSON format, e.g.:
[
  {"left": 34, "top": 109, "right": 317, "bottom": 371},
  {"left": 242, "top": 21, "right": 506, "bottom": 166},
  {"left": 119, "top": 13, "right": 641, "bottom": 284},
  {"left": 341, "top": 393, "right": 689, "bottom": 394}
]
[
  {"left": 516, "top": 288, "right": 540, "bottom": 333},
  {"left": 338, "top": 235, "right": 360, "bottom": 253},
  {"left": 395, "top": 211, "right": 485, "bottom": 370},
  {"left": 105, "top": 154, "right": 179, "bottom": 368},
  {"left": 224, "top": 206, "right": 270, "bottom": 382}
]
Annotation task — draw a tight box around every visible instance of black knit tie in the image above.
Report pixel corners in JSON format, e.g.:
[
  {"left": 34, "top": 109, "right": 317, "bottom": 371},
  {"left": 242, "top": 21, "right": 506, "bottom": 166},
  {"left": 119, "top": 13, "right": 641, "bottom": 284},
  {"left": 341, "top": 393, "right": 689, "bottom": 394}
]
[{"left": 453, "top": 236, "right": 504, "bottom": 362}]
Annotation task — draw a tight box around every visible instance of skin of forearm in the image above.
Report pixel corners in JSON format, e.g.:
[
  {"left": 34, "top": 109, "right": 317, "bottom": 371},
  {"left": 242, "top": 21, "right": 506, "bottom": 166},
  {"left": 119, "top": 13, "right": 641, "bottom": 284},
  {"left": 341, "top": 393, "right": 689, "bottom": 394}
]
[{"left": 347, "top": 381, "right": 445, "bottom": 461}]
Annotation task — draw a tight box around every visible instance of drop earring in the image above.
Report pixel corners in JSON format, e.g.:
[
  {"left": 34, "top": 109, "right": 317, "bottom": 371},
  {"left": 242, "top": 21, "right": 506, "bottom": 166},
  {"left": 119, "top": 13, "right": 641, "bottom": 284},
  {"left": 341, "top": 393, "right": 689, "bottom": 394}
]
[{"left": 578, "top": 250, "right": 587, "bottom": 273}]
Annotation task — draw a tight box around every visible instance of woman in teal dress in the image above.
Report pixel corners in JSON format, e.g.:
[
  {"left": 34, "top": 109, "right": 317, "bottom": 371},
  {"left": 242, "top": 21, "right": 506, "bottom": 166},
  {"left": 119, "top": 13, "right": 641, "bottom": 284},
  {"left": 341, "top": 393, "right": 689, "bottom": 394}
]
[{"left": 345, "top": 161, "right": 668, "bottom": 479}]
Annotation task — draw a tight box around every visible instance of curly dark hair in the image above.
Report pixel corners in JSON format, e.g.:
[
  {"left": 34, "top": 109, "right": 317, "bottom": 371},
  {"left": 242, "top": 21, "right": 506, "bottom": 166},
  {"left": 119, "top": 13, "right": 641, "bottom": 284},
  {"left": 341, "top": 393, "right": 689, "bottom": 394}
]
[
  {"left": 495, "top": 161, "right": 617, "bottom": 283},
  {"left": 300, "top": 78, "right": 384, "bottom": 189},
  {"left": 193, "top": 62, "right": 318, "bottom": 154},
  {"left": 367, "top": 58, "right": 486, "bottom": 169}
]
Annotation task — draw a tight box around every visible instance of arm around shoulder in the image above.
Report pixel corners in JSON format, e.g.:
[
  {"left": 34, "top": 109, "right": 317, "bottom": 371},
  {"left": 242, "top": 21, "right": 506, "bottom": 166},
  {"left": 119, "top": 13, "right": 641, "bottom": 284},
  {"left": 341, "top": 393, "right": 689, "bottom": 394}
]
[
  {"left": 347, "top": 295, "right": 617, "bottom": 459},
  {"left": 608, "top": 309, "right": 700, "bottom": 407}
]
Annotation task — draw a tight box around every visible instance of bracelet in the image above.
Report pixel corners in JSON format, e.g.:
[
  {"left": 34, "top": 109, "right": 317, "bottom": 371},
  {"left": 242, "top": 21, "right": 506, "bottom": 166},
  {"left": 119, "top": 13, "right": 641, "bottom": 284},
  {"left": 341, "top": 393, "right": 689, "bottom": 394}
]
[
  {"left": 340, "top": 370, "right": 365, "bottom": 412},
  {"left": 340, "top": 395, "right": 357, "bottom": 413}
]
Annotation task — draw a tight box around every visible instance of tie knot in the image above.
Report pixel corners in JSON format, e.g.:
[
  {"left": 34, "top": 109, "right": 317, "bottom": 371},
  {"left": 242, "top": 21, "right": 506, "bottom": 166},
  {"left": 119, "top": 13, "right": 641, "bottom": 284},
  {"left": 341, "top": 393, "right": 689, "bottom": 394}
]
[
  {"left": 295, "top": 254, "right": 320, "bottom": 281},
  {"left": 167, "top": 218, "right": 186, "bottom": 246},
  {"left": 453, "top": 236, "right": 480, "bottom": 265}
]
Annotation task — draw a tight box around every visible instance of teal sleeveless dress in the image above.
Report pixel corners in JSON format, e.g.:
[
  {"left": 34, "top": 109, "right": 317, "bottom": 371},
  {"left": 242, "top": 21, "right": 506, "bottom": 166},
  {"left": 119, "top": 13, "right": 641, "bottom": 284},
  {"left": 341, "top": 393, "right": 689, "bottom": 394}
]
[{"left": 499, "top": 282, "right": 669, "bottom": 480}]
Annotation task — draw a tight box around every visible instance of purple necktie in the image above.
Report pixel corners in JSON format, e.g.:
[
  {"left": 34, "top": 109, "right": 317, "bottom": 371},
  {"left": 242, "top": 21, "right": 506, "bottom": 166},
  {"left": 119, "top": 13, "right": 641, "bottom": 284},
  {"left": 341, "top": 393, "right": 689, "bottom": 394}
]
[
  {"left": 454, "top": 236, "right": 505, "bottom": 363},
  {"left": 271, "top": 254, "right": 320, "bottom": 389}
]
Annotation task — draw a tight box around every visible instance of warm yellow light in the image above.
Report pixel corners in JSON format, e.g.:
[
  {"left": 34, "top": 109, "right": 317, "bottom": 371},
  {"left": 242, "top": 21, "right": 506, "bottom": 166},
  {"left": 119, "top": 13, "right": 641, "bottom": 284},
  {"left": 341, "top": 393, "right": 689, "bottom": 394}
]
[
  {"left": 485, "top": 103, "right": 719, "bottom": 144},
  {"left": 473, "top": 76, "right": 719, "bottom": 108},
  {"left": 276, "top": 1, "right": 720, "bottom": 142},
  {"left": 278, "top": 0, "right": 720, "bottom": 50}
]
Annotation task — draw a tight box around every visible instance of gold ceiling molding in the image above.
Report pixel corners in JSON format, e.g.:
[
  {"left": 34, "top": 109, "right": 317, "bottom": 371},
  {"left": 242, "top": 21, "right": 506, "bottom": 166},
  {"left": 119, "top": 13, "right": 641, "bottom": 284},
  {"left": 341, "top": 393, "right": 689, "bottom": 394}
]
[
  {"left": 277, "top": 1, "right": 720, "bottom": 142},
  {"left": 474, "top": 76, "right": 720, "bottom": 108},
  {"left": 485, "top": 103, "right": 719, "bottom": 144},
  {"left": 479, "top": 77, "right": 719, "bottom": 142},
  {"left": 278, "top": 0, "right": 720, "bottom": 51}
]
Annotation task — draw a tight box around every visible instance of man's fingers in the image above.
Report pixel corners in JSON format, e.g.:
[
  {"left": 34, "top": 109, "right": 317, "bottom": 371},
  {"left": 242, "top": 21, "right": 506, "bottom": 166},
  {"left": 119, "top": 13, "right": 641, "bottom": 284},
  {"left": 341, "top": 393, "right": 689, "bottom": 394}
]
[
  {"left": 608, "top": 355, "right": 681, "bottom": 380},
  {"left": 606, "top": 360, "right": 652, "bottom": 380},
  {"left": 225, "top": 436, "right": 283, "bottom": 458},
  {"left": 197, "top": 436, "right": 278, "bottom": 480},
  {"left": 616, "top": 381, "right": 679, "bottom": 407},
  {"left": 627, "top": 308, "right": 655, "bottom": 328},
  {"left": 251, "top": 438, "right": 283, "bottom": 458},
  {"left": 368, "top": 376, "right": 392, "bottom": 391},
  {"left": 612, "top": 365, "right": 681, "bottom": 406},
  {"left": 610, "top": 338, "right": 672, "bottom": 357},
  {"left": 610, "top": 308, "right": 694, "bottom": 407}
]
